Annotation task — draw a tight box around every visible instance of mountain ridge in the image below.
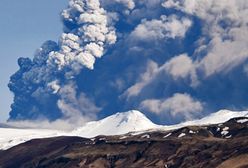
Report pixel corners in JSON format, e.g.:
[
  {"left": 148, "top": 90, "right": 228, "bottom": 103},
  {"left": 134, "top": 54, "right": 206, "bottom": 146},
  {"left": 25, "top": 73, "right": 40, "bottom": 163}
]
[
  {"left": 0, "top": 116, "right": 248, "bottom": 168},
  {"left": 0, "top": 109, "right": 248, "bottom": 150}
]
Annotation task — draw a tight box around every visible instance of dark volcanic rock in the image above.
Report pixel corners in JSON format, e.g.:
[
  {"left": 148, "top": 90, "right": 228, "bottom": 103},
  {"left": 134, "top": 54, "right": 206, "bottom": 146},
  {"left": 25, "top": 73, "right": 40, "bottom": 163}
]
[{"left": 0, "top": 117, "right": 248, "bottom": 168}]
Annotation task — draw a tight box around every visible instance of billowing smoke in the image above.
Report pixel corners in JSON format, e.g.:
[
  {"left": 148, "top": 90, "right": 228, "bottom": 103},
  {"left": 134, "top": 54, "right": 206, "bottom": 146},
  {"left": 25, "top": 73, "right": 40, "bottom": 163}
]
[
  {"left": 9, "top": 0, "right": 116, "bottom": 122},
  {"left": 9, "top": 0, "right": 248, "bottom": 125}
]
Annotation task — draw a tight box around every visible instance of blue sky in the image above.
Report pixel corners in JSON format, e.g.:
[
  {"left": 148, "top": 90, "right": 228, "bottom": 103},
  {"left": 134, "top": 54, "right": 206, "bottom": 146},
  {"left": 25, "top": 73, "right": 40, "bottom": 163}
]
[
  {"left": 2, "top": 0, "right": 248, "bottom": 125},
  {"left": 0, "top": 0, "right": 68, "bottom": 122}
]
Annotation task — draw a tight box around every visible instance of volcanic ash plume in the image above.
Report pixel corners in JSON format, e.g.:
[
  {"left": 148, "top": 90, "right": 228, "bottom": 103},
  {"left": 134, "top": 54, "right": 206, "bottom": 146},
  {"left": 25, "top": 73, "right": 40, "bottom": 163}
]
[
  {"left": 8, "top": 0, "right": 248, "bottom": 125},
  {"left": 8, "top": 0, "right": 116, "bottom": 121}
]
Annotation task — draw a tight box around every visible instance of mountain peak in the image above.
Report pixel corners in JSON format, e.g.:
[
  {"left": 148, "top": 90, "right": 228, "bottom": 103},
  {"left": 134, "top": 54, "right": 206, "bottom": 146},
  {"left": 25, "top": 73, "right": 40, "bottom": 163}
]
[
  {"left": 110, "top": 110, "right": 151, "bottom": 124},
  {"left": 71, "top": 110, "right": 159, "bottom": 137},
  {"left": 116, "top": 110, "right": 145, "bottom": 117}
]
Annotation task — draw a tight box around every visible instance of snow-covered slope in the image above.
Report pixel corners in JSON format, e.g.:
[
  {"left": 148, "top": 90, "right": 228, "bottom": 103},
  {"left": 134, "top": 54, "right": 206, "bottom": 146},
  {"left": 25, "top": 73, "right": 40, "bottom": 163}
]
[
  {"left": 0, "top": 110, "right": 158, "bottom": 150},
  {"left": 160, "top": 110, "right": 248, "bottom": 131},
  {"left": 0, "top": 128, "right": 61, "bottom": 150},
  {"left": 178, "top": 110, "right": 248, "bottom": 126},
  {"left": 71, "top": 110, "right": 160, "bottom": 137},
  {"left": 0, "top": 109, "right": 248, "bottom": 150}
]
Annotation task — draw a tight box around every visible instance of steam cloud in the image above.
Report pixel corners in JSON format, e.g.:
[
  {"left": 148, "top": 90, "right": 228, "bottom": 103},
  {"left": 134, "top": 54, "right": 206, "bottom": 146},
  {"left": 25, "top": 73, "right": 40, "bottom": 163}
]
[{"left": 9, "top": 0, "right": 248, "bottom": 125}]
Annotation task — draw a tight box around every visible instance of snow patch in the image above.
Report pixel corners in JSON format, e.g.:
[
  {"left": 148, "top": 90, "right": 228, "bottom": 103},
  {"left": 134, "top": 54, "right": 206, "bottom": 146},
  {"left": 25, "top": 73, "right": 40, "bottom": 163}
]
[
  {"left": 141, "top": 134, "right": 150, "bottom": 139},
  {"left": 237, "top": 118, "right": 248, "bottom": 123},
  {"left": 178, "top": 133, "right": 186, "bottom": 138},
  {"left": 119, "top": 136, "right": 128, "bottom": 140},
  {"left": 221, "top": 130, "right": 229, "bottom": 136},
  {"left": 189, "top": 130, "right": 195, "bottom": 134},
  {"left": 163, "top": 133, "right": 172, "bottom": 138},
  {"left": 222, "top": 127, "right": 229, "bottom": 131}
]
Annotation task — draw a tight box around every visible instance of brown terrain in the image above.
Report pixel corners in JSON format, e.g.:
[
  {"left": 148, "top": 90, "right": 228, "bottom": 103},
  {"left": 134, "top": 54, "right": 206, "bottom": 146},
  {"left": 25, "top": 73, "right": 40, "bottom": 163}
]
[{"left": 0, "top": 117, "right": 247, "bottom": 168}]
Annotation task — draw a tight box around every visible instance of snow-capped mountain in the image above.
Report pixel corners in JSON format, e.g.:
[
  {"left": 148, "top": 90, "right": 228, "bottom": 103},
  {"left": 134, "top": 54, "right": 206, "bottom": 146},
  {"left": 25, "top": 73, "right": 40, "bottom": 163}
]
[
  {"left": 0, "top": 109, "right": 248, "bottom": 150},
  {"left": 0, "top": 110, "right": 158, "bottom": 150},
  {"left": 71, "top": 110, "right": 160, "bottom": 137}
]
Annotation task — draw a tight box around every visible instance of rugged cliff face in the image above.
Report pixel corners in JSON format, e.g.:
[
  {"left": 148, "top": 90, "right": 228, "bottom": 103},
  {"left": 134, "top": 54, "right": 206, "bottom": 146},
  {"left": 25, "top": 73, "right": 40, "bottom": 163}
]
[{"left": 0, "top": 117, "right": 248, "bottom": 168}]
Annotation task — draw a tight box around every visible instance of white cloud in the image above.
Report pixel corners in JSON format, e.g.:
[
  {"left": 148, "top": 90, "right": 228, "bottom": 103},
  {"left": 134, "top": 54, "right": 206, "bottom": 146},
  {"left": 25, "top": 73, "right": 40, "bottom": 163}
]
[
  {"left": 164, "top": 54, "right": 195, "bottom": 80},
  {"left": 8, "top": 117, "right": 90, "bottom": 131},
  {"left": 140, "top": 0, "right": 162, "bottom": 9},
  {"left": 47, "top": 80, "right": 60, "bottom": 94},
  {"left": 57, "top": 83, "right": 101, "bottom": 120},
  {"left": 140, "top": 93, "right": 203, "bottom": 120},
  {"left": 130, "top": 15, "right": 192, "bottom": 41},
  {"left": 74, "top": 52, "right": 96, "bottom": 70},
  {"left": 115, "top": 0, "right": 135, "bottom": 10},
  {"left": 85, "top": 43, "right": 104, "bottom": 58},
  {"left": 124, "top": 54, "right": 197, "bottom": 99},
  {"left": 124, "top": 60, "right": 159, "bottom": 98},
  {"left": 101, "top": 0, "right": 135, "bottom": 10},
  {"left": 198, "top": 35, "right": 248, "bottom": 76},
  {"left": 163, "top": 0, "right": 248, "bottom": 77},
  {"left": 48, "top": 0, "right": 117, "bottom": 76},
  {"left": 78, "top": 12, "right": 107, "bottom": 25}
]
